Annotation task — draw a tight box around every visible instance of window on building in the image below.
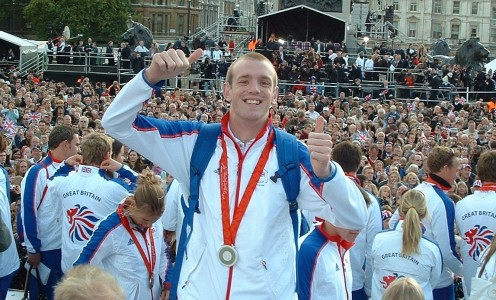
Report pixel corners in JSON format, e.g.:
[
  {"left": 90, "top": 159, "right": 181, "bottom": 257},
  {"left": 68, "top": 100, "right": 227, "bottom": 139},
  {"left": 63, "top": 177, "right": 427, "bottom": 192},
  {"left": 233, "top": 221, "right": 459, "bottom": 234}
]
[
  {"left": 409, "top": 0, "right": 418, "bottom": 12},
  {"left": 451, "top": 23, "right": 460, "bottom": 39},
  {"left": 491, "top": 28, "right": 496, "bottom": 42},
  {"left": 453, "top": 1, "right": 460, "bottom": 14},
  {"left": 434, "top": 0, "right": 442, "bottom": 14},
  {"left": 493, "top": 6, "right": 496, "bottom": 19},
  {"left": 471, "top": 25, "right": 478, "bottom": 37},
  {"left": 178, "top": 15, "right": 184, "bottom": 35},
  {"left": 156, "top": 15, "right": 164, "bottom": 34},
  {"left": 164, "top": 14, "right": 169, "bottom": 34},
  {"left": 393, "top": 0, "right": 399, "bottom": 11},
  {"left": 472, "top": 2, "right": 478, "bottom": 15},
  {"left": 154, "top": 0, "right": 164, "bottom": 4},
  {"left": 178, "top": 0, "right": 184, "bottom": 6},
  {"left": 432, "top": 23, "right": 442, "bottom": 39},
  {"left": 408, "top": 22, "right": 417, "bottom": 37}
]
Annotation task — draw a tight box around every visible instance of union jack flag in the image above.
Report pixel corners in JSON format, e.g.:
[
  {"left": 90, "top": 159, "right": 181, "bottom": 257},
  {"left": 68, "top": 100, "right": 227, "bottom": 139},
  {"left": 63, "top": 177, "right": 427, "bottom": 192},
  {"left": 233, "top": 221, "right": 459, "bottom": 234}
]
[
  {"left": 28, "top": 112, "right": 41, "bottom": 123},
  {"left": 407, "top": 103, "right": 413, "bottom": 111},
  {"left": 358, "top": 132, "right": 368, "bottom": 143},
  {"left": 364, "top": 94, "right": 372, "bottom": 102},
  {"left": 2, "top": 119, "right": 16, "bottom": 137}
]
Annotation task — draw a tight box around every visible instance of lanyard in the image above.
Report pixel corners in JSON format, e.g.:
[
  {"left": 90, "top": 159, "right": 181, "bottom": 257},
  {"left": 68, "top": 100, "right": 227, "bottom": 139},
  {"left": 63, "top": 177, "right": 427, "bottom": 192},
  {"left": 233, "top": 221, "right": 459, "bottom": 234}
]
[
  {"left": 118, "top": 204, "right": 156, "bottom": 288},
  {"left": 219, "top": 130, "right": 274, "bottom": 246},
  {"left": 479, "top": 183, "right": 496, "bottom": 192}
]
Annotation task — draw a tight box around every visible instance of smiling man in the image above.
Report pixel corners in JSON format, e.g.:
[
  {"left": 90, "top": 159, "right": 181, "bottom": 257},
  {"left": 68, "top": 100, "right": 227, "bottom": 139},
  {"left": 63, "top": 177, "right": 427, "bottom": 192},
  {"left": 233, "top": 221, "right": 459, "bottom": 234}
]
[{"left": 101, "top": 49, "right": 366, "bottom": 299}]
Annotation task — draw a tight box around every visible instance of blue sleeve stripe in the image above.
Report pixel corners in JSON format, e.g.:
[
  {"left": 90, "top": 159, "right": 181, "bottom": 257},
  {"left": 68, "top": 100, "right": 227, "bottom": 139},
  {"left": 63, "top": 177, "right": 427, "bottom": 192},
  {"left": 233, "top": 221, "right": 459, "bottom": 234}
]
[
  {"left": 131, "top": 115, "right": 201, "bottom": 138},
  {"left": 297, "top": 230, "right": 327, "bottom": 300},
  {"left": 22, "top": 164, "right": 45, "bottom": 252},
  {"left": 74, "top": 212, "right": 121, "bottom": 265},
  {"left": 433, "top": 186, "right": 461, "bottom": 261},
  {"left": 164, "top": 243, "right": 173, "bottom": 284},
  {"left": 108, "top": 177, "right": 135, "bottom": 193}
]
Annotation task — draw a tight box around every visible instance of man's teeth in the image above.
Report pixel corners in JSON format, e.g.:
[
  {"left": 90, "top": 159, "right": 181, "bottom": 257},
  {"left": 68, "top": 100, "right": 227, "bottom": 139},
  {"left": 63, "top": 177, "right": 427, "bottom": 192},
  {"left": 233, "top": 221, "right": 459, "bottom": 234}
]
[{"left": 246, "top": 100, "right": 260, "bottom": 104}]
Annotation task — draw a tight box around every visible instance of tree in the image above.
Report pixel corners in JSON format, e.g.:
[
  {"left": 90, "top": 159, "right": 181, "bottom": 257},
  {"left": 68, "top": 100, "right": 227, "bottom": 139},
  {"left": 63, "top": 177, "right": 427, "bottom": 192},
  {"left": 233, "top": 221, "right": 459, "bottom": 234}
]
[{"left": 24, "top": 0, "right": 133, "bottom": 42}]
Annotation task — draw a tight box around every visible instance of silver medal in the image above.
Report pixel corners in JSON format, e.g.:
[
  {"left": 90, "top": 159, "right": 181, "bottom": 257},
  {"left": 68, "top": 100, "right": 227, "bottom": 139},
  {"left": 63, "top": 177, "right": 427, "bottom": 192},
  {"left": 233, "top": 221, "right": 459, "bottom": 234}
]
[{"left": 218, "top": 245, "right": 238, "bottom": 267}]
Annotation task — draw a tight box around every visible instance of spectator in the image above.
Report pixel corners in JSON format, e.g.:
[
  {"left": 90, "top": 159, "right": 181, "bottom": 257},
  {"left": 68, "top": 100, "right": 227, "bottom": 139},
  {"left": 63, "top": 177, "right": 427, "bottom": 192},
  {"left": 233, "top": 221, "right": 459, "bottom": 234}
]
[{"left": 119, "top": 42, "right": 132, "bottom": 69}]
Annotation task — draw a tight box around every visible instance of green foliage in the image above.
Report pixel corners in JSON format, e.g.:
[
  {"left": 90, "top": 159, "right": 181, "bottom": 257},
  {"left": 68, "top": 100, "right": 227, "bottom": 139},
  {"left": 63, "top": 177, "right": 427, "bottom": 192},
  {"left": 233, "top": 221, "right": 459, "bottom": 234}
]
[{"left": 23, "top": 0, "right": 133, "bottom": 42}]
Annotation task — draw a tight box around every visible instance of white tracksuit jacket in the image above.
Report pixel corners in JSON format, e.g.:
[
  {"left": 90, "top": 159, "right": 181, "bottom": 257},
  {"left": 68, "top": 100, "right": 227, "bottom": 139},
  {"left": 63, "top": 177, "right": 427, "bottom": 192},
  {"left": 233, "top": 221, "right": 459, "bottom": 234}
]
[
  {"left": 297, "top": 224, "right": 353, "bottom": 300},
  {"left": 0, "top": 166, "right": 19, "bottom": 278},
  {"left": 390, "top": 181, "right": 463, "bottom": 289},
  {"left": 350, "top": 195, "right": 382, "bottom": 295},
  {"left": 21, "top": 154, "right": 64, "bottom": 253},
  {"left": 370, "top": 220, "right": 443, "bottom": 300},
  {"left": 74, "top": 209, "right": 171, "bottom": 300},
  {"left": 49, "top": 164, "right": 136, "bottom": 272},
  {"left": 101, "top": 71, "right": 366, "bottom": 299},
  {"left": 455, "top": 189, "right": 496, "bottom": 297}
]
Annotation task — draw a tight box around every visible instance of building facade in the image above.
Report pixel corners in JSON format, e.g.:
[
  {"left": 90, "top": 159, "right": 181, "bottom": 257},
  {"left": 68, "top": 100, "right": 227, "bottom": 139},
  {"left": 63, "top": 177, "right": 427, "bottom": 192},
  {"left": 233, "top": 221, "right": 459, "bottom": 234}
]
[{"left": 365, "top": 0, "right": 496, "bottom": 56}]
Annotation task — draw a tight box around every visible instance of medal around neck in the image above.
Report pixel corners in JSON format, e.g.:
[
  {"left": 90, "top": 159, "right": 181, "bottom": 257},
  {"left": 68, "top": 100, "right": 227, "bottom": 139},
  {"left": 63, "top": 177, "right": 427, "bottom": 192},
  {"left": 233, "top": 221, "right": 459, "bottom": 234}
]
[{"left": 218, "top": 245, "right": 238, "bottom": 267}]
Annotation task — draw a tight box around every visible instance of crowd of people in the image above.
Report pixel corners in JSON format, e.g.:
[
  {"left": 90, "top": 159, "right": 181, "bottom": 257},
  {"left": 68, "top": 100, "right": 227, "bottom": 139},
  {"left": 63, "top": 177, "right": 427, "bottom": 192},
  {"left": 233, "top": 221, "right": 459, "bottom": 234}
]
[{"left": 0, "top": 38, "right": 494, "bottom": 300}]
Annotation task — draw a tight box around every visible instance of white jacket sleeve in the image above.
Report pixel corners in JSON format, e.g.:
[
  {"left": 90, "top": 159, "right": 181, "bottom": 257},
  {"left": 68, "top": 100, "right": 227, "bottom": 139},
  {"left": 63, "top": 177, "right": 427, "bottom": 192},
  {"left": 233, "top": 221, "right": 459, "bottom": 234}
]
[
  {"left": 430, "top": 245, "right": 443, "bottom": 289},
  {"left": 101, "top": 71, "right": 195, "bottom": 188},
  {"left": 365, "top": 200, "right": 383, "bottom": 296},
  {"left": 431, "top": 201, "right": 463, "bottom": 276}
]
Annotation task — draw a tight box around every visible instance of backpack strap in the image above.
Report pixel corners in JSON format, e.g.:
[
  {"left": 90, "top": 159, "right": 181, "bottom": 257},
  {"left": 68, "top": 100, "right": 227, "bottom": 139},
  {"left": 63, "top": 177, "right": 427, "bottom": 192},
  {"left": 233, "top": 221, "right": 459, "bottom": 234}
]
[
  {"left": 271, "top": 129, "right": 301, "bottom": 242},
  {"left": 272, "top": 129, "right": 302, "bottom": 292},
  {"left": 170, "top": 123, "right": 221, "bottom": 300}
]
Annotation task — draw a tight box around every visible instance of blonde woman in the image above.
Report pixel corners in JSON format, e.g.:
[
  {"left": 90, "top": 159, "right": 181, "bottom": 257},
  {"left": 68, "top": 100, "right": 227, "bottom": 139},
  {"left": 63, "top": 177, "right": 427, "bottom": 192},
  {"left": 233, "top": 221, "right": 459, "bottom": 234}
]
[
  {"left": 382, "top": 277, "right": 425, "bottom": 300},
  {"left": 455, "top": 181, "right": 469, "bottom": 198},
  {"left": 404, "top": 172, "right": 420, "bottom": 189},
  {"left": 378, "top": 185, "right": 392, "bottom": 207},
  {"left": 371, "top": 190, "right": 442, "bottom": 300}
]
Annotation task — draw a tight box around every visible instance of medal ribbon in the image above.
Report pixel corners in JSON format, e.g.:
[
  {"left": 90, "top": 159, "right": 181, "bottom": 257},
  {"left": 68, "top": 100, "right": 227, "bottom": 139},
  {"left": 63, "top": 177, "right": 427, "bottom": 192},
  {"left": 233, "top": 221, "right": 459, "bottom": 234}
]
[
  {"left": 219, "top": 130, "right": 274, "bottom": 246},
  {"left": 118, "top": 204, "right": 156, "bottom": 288}
]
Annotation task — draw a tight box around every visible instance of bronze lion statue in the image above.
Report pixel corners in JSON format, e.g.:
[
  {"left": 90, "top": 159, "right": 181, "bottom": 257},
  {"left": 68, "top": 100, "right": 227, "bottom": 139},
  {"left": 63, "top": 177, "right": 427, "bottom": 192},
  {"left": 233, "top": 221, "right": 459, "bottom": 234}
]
[
  {"left": 454, "top": 37, "right": 489, "bottom": 74},
  {"left": 430, "top": 39, "right": 451, "bottom": 56}
]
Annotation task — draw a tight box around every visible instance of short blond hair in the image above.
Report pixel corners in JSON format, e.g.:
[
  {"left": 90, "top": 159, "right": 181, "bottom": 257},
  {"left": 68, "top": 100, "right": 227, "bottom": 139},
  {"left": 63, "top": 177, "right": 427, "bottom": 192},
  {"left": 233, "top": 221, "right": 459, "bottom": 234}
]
[
  {"left": 382, "top": 277, "right": 425, "bottom": 300},
  {"left": 226, "top": 52, "right": 277, "bottom": 86},
  {"left": 54, "top": 265, "right": 125, "bottom": 300}
]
